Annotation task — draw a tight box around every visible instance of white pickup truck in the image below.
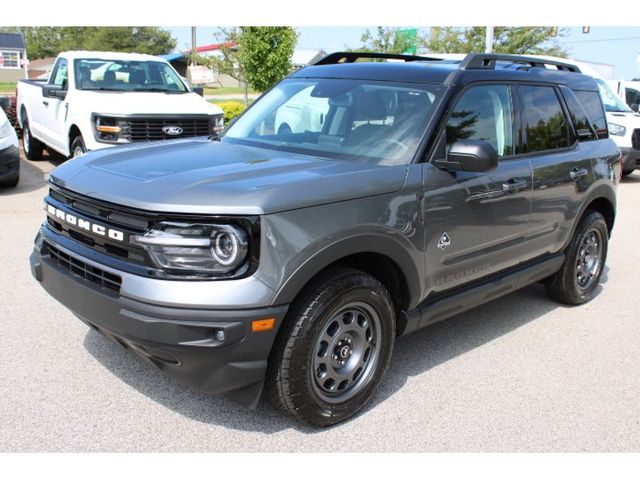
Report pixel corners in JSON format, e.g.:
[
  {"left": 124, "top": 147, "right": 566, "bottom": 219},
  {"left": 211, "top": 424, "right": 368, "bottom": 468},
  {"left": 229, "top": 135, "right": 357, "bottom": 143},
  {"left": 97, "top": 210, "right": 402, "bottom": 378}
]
[{"left": 17, "top": 51, "right": 224, "bottom": 159}]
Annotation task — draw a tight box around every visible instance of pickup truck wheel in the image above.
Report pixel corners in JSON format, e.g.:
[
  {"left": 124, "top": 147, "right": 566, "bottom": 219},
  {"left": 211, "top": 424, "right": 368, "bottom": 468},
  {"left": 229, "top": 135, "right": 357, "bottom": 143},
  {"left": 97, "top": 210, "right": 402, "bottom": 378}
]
[
  {"left": 266, "top": 267, "right": 395, "bottom": 427},
  {"left": 22, "top": 117, "right": 44, "bottom": 160},
  {"left": 0, "top": 171, "right": 19, "bottom": 188},
  {"left": 545, "top": 210, "right": 608, "bottom": 305},
  {"left": 70, "top": 135, "right": 86, "bottom": 158}
]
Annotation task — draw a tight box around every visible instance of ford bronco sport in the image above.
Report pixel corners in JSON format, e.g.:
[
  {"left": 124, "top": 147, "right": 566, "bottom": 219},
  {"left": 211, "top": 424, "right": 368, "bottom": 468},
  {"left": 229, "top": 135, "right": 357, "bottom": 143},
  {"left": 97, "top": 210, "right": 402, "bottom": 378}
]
[{"left": 30, "top": 52, "right": 620, "bottom": 427}]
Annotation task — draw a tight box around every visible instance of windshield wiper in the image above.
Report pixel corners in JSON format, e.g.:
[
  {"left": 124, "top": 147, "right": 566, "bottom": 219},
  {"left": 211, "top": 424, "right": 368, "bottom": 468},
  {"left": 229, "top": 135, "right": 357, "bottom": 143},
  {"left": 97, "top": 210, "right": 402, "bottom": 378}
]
[
  {"left": 133, "top": 87, "right": 183, "bottom": 94},
  {"left": 83, "top": 87, "right": 124, "bottom": 92}
]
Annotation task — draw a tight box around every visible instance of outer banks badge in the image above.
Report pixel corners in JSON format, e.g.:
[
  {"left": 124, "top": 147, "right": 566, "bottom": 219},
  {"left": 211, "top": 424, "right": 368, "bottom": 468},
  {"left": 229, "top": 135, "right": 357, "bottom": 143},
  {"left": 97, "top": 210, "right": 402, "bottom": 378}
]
[{"left": 437, "top": 232, "right": 451, "bottom": 251}]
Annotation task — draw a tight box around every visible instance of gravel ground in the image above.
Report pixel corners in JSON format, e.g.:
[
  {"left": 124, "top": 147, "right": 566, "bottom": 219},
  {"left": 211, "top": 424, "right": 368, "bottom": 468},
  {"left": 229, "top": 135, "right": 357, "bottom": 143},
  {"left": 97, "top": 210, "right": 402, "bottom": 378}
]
[{"left": 1, "top": 151, "right": 639, "bottom": 452}]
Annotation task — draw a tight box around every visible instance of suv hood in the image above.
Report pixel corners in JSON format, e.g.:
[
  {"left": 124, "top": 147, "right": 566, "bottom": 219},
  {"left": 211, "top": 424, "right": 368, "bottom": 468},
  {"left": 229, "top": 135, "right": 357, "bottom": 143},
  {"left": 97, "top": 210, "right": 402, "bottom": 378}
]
[
  {"left": 49, "top": 139, "right": 408, "bottom": 215},
  {"left": 76, "top": 90, "right": 222, "bottom": 115}
]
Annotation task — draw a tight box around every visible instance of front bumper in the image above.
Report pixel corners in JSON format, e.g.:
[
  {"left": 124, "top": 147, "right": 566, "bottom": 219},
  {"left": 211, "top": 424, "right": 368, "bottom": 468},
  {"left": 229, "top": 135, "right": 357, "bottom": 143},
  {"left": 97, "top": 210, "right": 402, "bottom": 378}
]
[
  {"left": 619, "top": 147, "right": 640, "bottom": 172},
  {"left": 0, "top": 144, "right": 19, "bottom": 181},
  {"left": 30, "top": 235, "right": 289, "bottom": 407}
]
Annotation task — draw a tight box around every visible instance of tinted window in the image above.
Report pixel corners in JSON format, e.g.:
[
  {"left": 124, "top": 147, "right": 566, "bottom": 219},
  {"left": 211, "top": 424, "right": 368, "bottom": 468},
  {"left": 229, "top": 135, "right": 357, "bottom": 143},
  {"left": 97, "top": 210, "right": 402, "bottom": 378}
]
[
  {"left": 626, "top": 88, "right": 640, "bottom": 109},
  {"left": 521, "top": 86, "right": 570, "bottom": 152},
  {"left": 446, "top": 85, "right": 514, "bottom": 157},
  {"left": 574, "top": 90, "right": 608, "bottom": 139},
  {"left": 561, "top": 87, "right": 597, "bottom": 141}
]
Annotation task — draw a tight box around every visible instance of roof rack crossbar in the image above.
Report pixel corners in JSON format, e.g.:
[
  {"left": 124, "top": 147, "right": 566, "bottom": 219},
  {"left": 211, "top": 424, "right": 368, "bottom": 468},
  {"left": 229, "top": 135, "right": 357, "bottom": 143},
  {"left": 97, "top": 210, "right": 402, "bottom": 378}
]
[
  {"left": 458, "top": 53, "right": 581, "bottom": 73},
  {"left": 313, "top": 51, "right": 444, "bottom": 66}
]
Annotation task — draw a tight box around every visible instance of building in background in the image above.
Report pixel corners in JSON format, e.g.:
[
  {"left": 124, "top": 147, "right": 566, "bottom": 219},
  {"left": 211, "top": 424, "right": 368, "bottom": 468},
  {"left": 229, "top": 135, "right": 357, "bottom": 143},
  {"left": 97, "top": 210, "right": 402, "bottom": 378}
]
[{"left": 0, "top": 32, "right": 28, "bottom": 83}]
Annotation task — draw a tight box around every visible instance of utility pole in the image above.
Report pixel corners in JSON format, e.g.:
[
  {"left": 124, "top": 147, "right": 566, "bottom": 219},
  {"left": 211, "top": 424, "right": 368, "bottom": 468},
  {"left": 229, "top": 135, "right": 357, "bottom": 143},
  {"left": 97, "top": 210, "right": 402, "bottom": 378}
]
[
  {"left": 191, "top": 27, "right": 197, "bottom": 66},
  {"left": 485, "top": 26, "right": 494, "bottom": 53}
]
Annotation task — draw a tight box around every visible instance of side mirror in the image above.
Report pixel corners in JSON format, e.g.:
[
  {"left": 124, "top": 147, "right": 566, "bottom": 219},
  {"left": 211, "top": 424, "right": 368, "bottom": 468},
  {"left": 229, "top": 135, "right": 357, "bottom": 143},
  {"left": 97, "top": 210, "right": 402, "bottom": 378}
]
[
  {"left": 434, "top": 140, "right": 498, "bottom": 173},
  {"left": 42, "top": 85, "right": 67, "bottom": 99},
  {"left": 192, "top": 86, "right": 204, "bottom": 97},
  {"left": 0, "top": 96, "right": 10, "bottom": 110},
  {"left": 631, "top": 103, "right": 638, "bottom": 112}
]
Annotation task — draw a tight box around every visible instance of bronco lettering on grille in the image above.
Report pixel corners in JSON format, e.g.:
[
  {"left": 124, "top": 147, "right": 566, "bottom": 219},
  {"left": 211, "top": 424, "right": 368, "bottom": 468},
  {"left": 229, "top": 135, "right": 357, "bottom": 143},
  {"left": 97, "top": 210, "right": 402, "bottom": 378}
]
[{"left": 46, "top": 203, "right": 125, "bottom": 242}]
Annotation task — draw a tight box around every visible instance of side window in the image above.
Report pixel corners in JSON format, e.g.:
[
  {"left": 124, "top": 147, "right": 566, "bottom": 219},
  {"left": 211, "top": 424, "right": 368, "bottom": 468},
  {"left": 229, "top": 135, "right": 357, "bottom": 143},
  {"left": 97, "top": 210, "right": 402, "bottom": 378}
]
[
  {"left": 521, "top": 86, "right": 570, "bottom": 152},
  {"left": 573, "top": 90, "right": 608, "bottom": 139},
  {"left": 560, "top": 87, "right": 597, "bottom": 141},
  {"left": 446, "top": 85, "right": 514, "bottom": 157},
  {"left": 626, "top": 88, "right": 640, "bottom": 109},
  {"left": 51, "top": 58, "right": 68, "bottom": 89}
]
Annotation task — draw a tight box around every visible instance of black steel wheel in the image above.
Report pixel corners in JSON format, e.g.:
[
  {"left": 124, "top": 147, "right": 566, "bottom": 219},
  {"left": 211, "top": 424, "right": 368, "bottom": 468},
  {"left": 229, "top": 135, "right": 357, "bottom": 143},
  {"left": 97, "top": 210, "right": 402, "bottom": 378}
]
[
  {"left": 546, "top": 210, "right": 608, "bottom": 305},
  {"left": 267, "top": 267, "right": 395, "bottom": 427}
]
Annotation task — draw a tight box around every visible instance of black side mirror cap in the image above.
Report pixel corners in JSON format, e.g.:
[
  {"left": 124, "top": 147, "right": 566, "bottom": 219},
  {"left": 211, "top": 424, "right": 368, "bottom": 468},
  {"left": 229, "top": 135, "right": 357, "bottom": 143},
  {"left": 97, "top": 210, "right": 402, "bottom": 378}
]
[
  {"left": 42, "top": 85, "right": 67, "bottom": 99},
  {"left": 0, "top": 96, "right": 10, "bottom": 109},
  {"left": 433, "top": 139, "right": 499, "bottom": 173},
  {"left": 192, "top": 87, "right": 204, "bottom": 97},
  {"left": 631, "top": 103, "right": 639, "bottom": 112}
]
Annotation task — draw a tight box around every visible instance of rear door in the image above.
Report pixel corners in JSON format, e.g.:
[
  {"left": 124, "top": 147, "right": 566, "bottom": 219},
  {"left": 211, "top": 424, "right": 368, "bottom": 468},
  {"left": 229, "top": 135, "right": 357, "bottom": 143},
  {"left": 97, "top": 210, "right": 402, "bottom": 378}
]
[
  {"left": 518, "top": 84, "right": 596, "bottom": 261},
  {"left": 423, "top": 83, "right": 533, "bottom": 295}
]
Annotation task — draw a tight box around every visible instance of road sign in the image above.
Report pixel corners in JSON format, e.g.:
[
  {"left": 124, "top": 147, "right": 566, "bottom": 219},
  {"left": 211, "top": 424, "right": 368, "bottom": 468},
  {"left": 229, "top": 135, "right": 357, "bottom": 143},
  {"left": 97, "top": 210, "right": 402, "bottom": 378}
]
[{"left": 396, "top": 28, "right": 418, "bottom": 55}]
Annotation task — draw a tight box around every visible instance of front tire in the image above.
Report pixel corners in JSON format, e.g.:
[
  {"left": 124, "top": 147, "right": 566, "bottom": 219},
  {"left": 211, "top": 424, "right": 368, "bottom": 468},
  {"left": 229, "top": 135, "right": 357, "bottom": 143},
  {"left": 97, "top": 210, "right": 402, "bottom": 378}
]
[
  {"left": 266, "top": 267, "right": 395, "bottom": 427},
  {"left": 22, "top": 115, "right": 44, "bottom": 161},
  {"left": 70, "top": 135, "right": 86, "bottom": 158},
  {"left": 545, "top": 210, "right": 608, "bottom": 305},
  {"left": 0, "top": 171, "right": 19, "bottom": 188}
]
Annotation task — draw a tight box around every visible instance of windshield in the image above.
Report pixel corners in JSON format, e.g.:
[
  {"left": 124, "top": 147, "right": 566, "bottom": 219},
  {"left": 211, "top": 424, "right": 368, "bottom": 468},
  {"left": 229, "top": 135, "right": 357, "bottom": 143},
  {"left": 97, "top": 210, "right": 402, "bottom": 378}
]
[
  {"left": 74, "top": 58, "right": 188, "bottom": 93},
  {"left": 596, "top": 78, "right": 631, "bottom": 112},
  {"left": 222, "top": 78, "right": 445, "bottom": 165}
]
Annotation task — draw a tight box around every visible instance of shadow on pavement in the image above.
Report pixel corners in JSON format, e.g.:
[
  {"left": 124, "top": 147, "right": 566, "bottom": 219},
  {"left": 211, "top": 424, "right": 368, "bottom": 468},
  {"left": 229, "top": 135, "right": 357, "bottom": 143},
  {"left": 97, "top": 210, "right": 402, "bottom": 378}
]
[
  {"left": 83, "top": 267, "right": 608, "bottom": 434},
  {"left": 0, "top": 149, "right": 66, "bottom": 196}
]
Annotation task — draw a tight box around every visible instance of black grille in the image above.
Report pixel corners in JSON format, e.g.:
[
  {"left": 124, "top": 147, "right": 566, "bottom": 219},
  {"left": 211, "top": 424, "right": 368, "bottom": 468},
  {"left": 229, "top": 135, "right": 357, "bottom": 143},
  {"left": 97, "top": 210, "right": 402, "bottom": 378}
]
[
  {"left": 118, "top": 116, "right": 213, "bottom": 142},
  {"left": 632, "top": 129, "right": 640, "bottom": 150},
  {"left": 45, "top": 242, "right": 122, "bottom": 292}
]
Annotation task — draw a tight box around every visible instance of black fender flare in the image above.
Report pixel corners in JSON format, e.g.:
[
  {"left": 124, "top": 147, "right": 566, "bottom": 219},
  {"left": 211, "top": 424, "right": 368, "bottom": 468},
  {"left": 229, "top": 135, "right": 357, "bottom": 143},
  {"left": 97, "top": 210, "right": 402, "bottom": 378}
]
[
  {"left": 563, "top": 182, "right": 617, "bottom": 251},
  {"left": 271, "top": 234, "right": 423, "bottom": 309}
]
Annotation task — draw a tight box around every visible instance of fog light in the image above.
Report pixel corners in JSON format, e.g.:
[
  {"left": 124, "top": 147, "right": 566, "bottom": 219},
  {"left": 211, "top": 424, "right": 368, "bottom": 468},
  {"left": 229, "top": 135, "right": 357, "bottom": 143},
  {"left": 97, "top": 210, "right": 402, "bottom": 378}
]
[{"left": 214, "top": 329, "right": 225, "bottom": 342}]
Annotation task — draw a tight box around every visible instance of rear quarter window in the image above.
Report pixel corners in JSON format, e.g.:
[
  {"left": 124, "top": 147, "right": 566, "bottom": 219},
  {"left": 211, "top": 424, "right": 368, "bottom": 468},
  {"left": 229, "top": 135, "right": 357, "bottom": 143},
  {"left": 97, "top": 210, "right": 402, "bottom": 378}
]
[
  {"left": 573, "top": 90, "right": 608, "bottom": 139},
  {"left": 560, "top": 87, "right": 598, "bottom": 141}
]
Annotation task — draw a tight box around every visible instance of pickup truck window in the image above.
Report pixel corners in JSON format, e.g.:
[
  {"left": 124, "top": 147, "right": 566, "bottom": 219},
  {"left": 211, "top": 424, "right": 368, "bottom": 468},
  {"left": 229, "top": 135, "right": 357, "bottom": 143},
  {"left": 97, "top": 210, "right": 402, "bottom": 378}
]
[
  {"left": 51, "top": 58, "right": 68, "bottom": 88},
  {"left": 73, "top": 58, "right": 188, "bottom": 93}
]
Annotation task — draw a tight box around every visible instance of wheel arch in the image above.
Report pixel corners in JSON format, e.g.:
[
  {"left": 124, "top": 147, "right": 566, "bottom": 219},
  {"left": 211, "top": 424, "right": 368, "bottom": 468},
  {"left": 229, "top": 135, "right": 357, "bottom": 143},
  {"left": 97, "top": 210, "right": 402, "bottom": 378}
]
[
  {"left": 564, "top": 184, "right": 616, "bottom": 251},
  {"left": 272, "top": 235, "right": 422, "bottom": 336}
]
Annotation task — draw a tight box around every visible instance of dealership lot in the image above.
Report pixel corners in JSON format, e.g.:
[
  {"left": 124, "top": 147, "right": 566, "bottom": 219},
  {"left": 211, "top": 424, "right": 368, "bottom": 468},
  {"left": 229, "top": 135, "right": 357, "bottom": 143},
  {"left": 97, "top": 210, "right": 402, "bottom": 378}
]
[{"left": 1, "top": 152, "right": 640, "bottom": 452}]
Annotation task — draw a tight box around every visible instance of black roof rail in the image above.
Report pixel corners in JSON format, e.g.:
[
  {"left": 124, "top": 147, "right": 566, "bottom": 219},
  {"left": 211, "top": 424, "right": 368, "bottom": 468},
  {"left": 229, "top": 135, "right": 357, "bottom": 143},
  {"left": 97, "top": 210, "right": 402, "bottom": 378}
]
[
  {"left": 458, "top": 53, "right": 582, "bottom": 73},
  {"left": 313, "top": 51, "right": 443, "bottom": 66}
]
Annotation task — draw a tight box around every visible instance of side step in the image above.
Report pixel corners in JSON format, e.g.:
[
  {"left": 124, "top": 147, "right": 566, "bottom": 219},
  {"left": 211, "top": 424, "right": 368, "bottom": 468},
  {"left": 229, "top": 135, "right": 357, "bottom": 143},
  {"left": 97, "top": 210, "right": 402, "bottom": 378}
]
[{"left": 402, "top": 254, "right": 565, "bottom": 335}]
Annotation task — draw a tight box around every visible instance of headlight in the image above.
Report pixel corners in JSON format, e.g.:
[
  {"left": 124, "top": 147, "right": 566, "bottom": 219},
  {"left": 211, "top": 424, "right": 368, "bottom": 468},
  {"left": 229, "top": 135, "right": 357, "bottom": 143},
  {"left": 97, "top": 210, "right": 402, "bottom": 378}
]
[
  {"left": 0, "top": 117, "right": 13, "bottom": 140},
  {"left": 132, "top": 222, "right": 249, "bottom": 276},
  {"left": 608, "top": 123, "right": 626, "bottom": 136},
  {"left": 94, "top": 115, "right": 123, "bottom": 142}
]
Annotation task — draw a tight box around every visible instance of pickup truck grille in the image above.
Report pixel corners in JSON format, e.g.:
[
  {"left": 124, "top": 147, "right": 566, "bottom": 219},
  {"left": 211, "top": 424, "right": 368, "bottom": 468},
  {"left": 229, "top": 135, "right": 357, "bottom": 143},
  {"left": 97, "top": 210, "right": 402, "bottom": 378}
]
[{"left": 118, "top": 116, "right": 213, "bottom": 142}]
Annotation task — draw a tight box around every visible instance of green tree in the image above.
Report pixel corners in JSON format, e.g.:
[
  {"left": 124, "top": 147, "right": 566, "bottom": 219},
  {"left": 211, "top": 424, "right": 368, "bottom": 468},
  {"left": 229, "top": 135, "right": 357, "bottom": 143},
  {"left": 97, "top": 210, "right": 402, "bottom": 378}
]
[
  {"left": 16, "top": 27, "right": 176, "bottom": 59},
  {"left": 239, "top": 27, "right": 297, "bottom": 92},
  {"left": 424, "top": 27, "right": 568, "bottom": 56},
  {"left": 359, "top": 27, "right": 419, "bottom": 54}
]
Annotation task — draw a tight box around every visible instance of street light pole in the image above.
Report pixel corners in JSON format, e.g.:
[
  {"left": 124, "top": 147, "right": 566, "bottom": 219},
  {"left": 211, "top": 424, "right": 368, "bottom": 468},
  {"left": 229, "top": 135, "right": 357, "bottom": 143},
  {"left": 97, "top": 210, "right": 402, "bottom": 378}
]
[
  {"left": 485, "top": 26, "right": 494, "bottom": 53},
  {"left": 191, "top": 27, "right": 197, "bottom": 66}
]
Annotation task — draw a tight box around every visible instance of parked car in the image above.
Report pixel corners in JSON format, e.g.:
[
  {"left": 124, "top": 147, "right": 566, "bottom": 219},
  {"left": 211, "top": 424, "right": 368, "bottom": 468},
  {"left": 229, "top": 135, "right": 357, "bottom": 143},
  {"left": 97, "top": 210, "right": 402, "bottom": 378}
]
[
  {"left": 0, "top": 104, "right": 20, "bottom": 187},
  {"left": 30, "top": 52, "right": 619, "bottom": 427},
  {"left": 16, "top": 51, "right": 224, "bottom": 160}
]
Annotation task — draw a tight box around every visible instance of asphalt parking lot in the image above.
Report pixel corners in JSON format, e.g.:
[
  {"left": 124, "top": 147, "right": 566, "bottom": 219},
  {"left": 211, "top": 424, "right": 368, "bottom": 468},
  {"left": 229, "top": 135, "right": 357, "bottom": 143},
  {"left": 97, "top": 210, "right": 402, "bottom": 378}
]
[{"left": 1, "top": 150, "right": 639, "bottom": 452}]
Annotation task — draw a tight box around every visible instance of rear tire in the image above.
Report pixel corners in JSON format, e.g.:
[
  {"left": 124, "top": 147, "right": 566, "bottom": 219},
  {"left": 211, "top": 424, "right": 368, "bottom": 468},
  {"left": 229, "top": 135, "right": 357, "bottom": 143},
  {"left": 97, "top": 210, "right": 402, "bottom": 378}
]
[
  {"left": 22, "top": 115, "right": 44, "bottom": 161},
  {"left": 545, "top": 210, "right": 608, "bottom": 305},
  {"left": 266, "top": 267, "right": 395, "bottom": 427},
  {"left": 70, "top": 135, "right": 86, "bottom": 158}
]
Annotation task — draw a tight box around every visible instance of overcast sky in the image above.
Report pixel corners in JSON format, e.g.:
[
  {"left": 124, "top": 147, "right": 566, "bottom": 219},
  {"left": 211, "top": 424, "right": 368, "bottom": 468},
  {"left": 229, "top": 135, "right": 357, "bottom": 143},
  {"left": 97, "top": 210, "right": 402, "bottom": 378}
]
[{"left": 167, "top": 26, "right": 640, "bottom": 80}]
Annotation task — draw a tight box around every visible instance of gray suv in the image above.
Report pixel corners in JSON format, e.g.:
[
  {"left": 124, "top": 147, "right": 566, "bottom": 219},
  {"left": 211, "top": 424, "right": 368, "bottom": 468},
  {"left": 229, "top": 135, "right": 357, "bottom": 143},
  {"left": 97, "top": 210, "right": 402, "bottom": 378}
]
[{"left": 30, "top": 52, "right": 620, "bottom": 427}]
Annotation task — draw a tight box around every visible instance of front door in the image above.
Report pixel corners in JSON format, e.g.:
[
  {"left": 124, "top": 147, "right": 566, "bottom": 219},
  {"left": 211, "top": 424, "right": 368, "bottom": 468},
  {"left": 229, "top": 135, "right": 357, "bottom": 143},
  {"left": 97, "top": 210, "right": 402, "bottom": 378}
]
[
  {"left": 42, "top": 57, "right": 70, "bottom": 154},
  {"left": 423, "top": 83, "right": 533, "bottom": 297}
]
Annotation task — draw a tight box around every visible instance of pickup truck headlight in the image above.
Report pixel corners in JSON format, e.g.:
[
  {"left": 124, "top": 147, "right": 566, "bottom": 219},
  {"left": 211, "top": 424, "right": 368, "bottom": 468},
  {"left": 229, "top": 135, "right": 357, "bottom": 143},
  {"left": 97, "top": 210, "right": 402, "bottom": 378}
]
[
  {"left": 132, "top": 222, "right": 249, "bottom": 276},
  {"left": 608, "top": 123, "right": 626, "bottom": 136},
  {"left": 94, "top": 116, "right": 123, "bottom": 142}
]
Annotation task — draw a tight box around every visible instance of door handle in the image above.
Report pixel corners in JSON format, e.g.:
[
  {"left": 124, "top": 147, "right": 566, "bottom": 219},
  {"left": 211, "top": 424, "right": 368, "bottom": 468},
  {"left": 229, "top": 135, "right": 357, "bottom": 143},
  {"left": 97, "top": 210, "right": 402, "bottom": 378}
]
[
  {"left": 42, "top": 100, "right": 49, "bottom": 106},
  {"left": 570, "top": 167, "right": 589, "bottom": 180},
  {"left": 502, "top": 179, "right": 528, "bottom": 193}
]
